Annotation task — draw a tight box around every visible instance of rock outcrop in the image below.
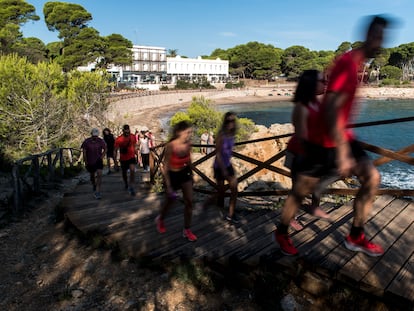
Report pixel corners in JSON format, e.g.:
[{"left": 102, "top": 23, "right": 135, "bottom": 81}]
[{"left": 193, "top": 123, "right": 294, "bottom": 191}]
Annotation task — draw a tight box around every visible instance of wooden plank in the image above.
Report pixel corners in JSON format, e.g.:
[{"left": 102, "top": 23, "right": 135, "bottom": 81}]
[
  {"left": 338, "top": 199, "right": 412, "bottom": 293},
  {"left": 194, "top": 209, "right": 274, "bottom": 263},
  {"left": 385, "top": 223, "right": 414, "bottom": 304},
  {"left": 359, "top": 203, "right": 414, "bottom": 297},
  {"left": 298, "top": 196, "right": 393, "bottom": 274},
  {"left": 147, "top": 207, "right": 259, "bottom": 261},
  {"left": 229, "top": 203, "right": 335, "bottom": 263},
  {"left": 311, "top": 196, "right": 396, "bottom": 278},
  {"left": 241, "top": 202, "right": 342, "bottom": 266}
]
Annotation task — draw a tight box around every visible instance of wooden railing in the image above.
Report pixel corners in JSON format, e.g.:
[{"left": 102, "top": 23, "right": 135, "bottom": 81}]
[
  {"left": 149, "top": 116, "right": 414, "bottom": 198},
  {"left": 11, "top": 148, "right": 82, "bottom": 213}
]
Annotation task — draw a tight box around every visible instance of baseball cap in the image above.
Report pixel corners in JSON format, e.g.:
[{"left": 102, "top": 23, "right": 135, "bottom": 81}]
[{"left": 91, "top": 128, "right": 99, "bottom": 136}]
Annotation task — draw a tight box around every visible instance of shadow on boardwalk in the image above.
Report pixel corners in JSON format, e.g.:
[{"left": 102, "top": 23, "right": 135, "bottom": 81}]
[{"left": 61, "top": 169, "right": 414, "bottom": 309}]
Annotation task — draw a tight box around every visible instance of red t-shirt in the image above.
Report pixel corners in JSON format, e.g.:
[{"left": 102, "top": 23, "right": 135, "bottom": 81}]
[
  {"left": 288, "top": 100, "right": 321, "bottom": 154},
  {"left": 316, "top": 50, "right": 362, "bottom": 147},
  {"left": 114, "top": 133, "right": 137, "bottom": 161}
]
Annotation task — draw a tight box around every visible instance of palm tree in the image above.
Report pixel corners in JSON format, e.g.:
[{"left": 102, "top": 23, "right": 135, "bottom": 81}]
[{"left": 167, "top": 49, "right": 178, "bottom": 57}]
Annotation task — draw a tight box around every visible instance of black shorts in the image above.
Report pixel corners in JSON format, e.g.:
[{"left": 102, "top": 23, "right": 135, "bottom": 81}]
[
  {"left": 214, "top": 165, "right": 235, "bottom": 180},
  {"left": 120, "top": 157, "right": 137, "bottom": 171},
  {"left": 168, "top": 166, "right": 193, "bottom": 190},
  {"left": 106, "top": 149, "right": 114, "bottom": 158},
  {"left": 296, "top": 140, "right": 369, "bottom": 178},
  {"left": 86, "top": 159, "right": 103, "bottom": 173}
]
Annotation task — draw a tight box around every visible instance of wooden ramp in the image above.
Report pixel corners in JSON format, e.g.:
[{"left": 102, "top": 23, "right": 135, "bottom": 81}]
[{"left": 62, "top": 170, "right": 414, "bottom": 307}]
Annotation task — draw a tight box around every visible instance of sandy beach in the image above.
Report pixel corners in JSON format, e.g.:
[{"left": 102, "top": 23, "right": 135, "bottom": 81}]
[{"left": 108, "top": 85, "right": 414, "bottom": 138}]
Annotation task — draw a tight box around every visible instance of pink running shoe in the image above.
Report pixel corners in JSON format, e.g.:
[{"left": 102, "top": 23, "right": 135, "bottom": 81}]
[
  {"left": 290, "top": 218, "right": 303, "bottom": 231},
  {"left": 155, "top": 215, "right": 166, "bottom": 233},
  {"left": 182, "top": 228, "right": 197, "bottom": 242},
  {"left": 273, "top": 229, "right": 298, "bottom": 256},
  {"left": 344, "top": 233, "right": 384, "bottom": 257}
]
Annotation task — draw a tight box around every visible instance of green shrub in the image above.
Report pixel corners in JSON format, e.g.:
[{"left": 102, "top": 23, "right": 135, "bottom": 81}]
[
  {"left": 379, "top": 78, "right": 400, "bottom": 86},
  {"left": 225, "top": 81, "right": 245, "bottom": 89},
  {"left": 169, "top": 96, "right": 255, "bottom": 143}
]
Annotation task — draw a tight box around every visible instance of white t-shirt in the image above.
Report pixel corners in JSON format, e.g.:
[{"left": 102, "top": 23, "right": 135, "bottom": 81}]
[{"left": 139, "top": 137, "right": 150, "bottom": 154}]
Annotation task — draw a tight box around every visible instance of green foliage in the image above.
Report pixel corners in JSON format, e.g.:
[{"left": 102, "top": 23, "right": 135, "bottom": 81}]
[
  {"left": 169, "top": 96, "right": 255, "bottom": 143},
  {"left": 0, "top": 54, "right": 67, "bottom": 156},
  {"left": 225, "top": 81, "right": 245, "bottom": 89},
  {"left": 169, "top": 261, "right": 216, "bottom": 292},
  {"left": 0, "top": 54, "right": 111, "bottom": 159},
  {"left": 224, "top": 41, "right": 282, "bottom": 80},
  {"left": 170, "top": 96, "right": 221, "bottom": 137},
  {"left": 65, "top": 69, "right": 112, "bottom": 141},
  {"left": 99, "top": 33, "right": 133, "bottom": 67},
  {"left": 175, "top": 80, "right": 197, "bottom": 90},
  {"left": 44, "top": 2, "right": 92, "bottom": 41},
  {"left": 13, "top": 37, "right": 47, "bottom": 63},
  {"left": 43, "top": 3, "right": 131, "bottom": 71},
  {"left": 174, "top": 78, "right": 216, "bottom": 90},
  {"left": 379, "top": 78, "right": 401, "bottom": 86},
  {"left": 381, "top": 65, "right": 402, "bottom": 80},
  {"left": 0, "top": 0, "right": 39, "bottom": 55},
  {"left": 236, "top": 117, "right": 256, "bottom": 142}
]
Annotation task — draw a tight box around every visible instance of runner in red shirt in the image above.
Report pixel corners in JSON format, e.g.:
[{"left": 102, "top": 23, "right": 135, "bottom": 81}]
[
  {"left": 114, "top": 124, "right": 138, "bottom": 196},
  {"left": 275, "top": 15, "right": 390, "bottom": 257}
]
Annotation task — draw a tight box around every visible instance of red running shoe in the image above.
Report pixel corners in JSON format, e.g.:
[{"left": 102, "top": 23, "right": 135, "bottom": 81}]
[
  {"left": 273, "top": 229, "right": 298, "bottom": 256},
  {"left": 344, "top": 233, "right": 384, "bottom": 257},
  {"left": 183, "top": 228, "right": 197, "bottom": 242},
  {"left": 155, "top": 215, "right": 166, "bottom": 233}
]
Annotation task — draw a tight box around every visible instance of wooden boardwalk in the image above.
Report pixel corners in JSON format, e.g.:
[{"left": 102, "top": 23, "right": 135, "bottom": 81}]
[{"left": 62, "top": 170, "right": 414, "bottom": 307}]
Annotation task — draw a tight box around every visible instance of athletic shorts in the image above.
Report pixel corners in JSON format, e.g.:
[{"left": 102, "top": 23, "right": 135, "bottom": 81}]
[
  {"left": 120, "top": 157, "right": 137, "bottom": 171},
  {"left": 214, "top": 165, "right": 235, "bottom": 180},
  {"left": 168, "top": 166, "right": 193, "bottom": 190},
  {"left": 86, "top": 159, "right": 103, "bottom": 173},
  {"left": 295, "top": 140, "right": 369, "bottom": 178}
]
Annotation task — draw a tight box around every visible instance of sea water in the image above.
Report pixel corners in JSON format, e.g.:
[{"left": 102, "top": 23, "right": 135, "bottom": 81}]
[{"left": 220, "top": 99, "right": 414, "bottom": 189}]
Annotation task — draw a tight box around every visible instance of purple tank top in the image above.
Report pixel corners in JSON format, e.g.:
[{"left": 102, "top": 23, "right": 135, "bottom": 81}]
[{"left": 214, "top": 135, "right": 234, "bottom": 168}]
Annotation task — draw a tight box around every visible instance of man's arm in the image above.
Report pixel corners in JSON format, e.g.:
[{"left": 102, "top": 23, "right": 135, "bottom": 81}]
[{"left": 324, "top": 91, "right": 354, "bottom": 176}]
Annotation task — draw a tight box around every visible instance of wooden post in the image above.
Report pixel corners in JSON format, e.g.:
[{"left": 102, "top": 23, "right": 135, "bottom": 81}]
[
  {"left": 149, "top": 151, "right": 154, "bottom": 183},
  {"left": 11, "top": 164, "right": 22, "bottom": 213},
  {"left": 60, "top": 148, "right": 65, "bottom": 176},
  {"left": 33, "top": 156, "right": 40, "bottom": 194},
  {"left": 47, "top": 152, "right": 54, "bottom": 181}
]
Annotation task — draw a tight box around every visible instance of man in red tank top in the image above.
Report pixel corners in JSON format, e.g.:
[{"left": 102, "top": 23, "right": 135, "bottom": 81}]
[{"left": 275, "top": 15, "right": 391, "bottom": 257}]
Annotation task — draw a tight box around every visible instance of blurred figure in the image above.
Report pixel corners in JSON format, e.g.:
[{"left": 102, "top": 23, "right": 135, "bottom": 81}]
[
  {"left": 139, "top": 129, "right": 150, "bottom": 171},
  {"left": 114, "top": 124, "right": 138, "bottom": 196},
  {"left": 201, "top": 112, "right": 239, "bottom": 224},
  {"left": 81, "top": 128, "right": 107, "bottom": 199},
  {"left": 156, "top": 121, "right": 197, "bottom": 241},
  {"left": 102, "top": 128, "right": 115, "bottom": 174},
  {"left": 206, "top": 131, "right": 215, "bottom": 154},
  {"left": 200, "top": 130, "right": 208, "bottom": 155},
  {"left": 285, "top": 70, "right": 331, "bottom": 230},
  {"left": 147, "top": 130, "right": 155, "bottom": 149},
  {"left": 275, "top": 15, "right": 390, "bottom": 256}
]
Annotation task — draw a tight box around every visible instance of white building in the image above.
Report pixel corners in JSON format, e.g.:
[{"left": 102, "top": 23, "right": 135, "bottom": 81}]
[
  {"left": 108, "top": 45, "right": 167, "bottom": 85},
  {"left": 167, "top": 55, "right": 229, "bottom": 83},
  {"left": 79, "top": 45, "right": 230, "bottom": 88}
]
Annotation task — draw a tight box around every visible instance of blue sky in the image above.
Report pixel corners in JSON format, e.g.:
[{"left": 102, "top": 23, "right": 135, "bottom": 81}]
[{"left": 21, "top": 0, "right": 412, "bottom": 58}]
